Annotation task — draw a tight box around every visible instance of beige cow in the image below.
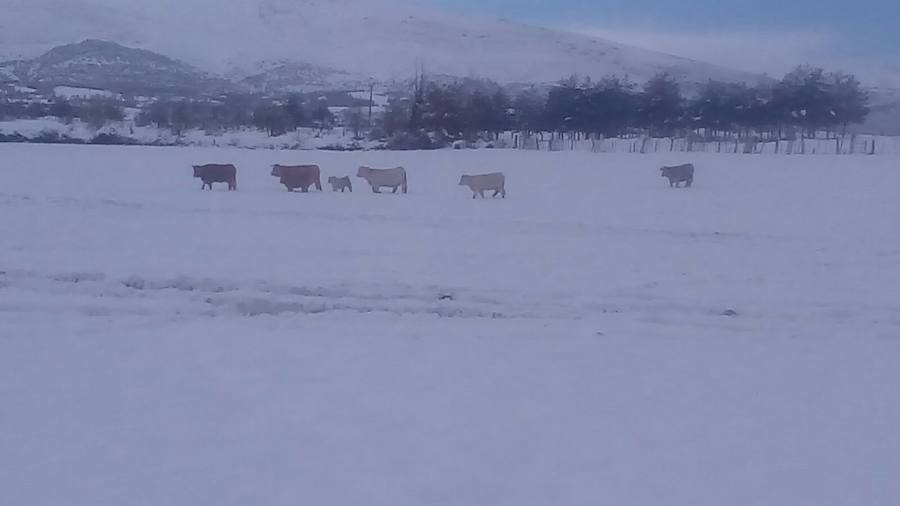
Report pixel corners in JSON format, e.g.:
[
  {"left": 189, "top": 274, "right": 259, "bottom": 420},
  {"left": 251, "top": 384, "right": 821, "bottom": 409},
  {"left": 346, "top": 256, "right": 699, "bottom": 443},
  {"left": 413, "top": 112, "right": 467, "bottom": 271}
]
[
  {"left": 357, "top": 166, "right": 408, "bottom": 194},
  {"left": 459, "top": 172, "right": 506, "bottom": 199}
]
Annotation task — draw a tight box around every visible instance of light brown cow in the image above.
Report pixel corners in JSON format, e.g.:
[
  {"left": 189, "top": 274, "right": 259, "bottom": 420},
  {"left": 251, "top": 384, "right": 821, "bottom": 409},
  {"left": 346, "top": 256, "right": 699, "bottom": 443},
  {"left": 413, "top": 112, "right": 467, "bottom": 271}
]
[{"left": 271, "top": 164, "right": 322, "bottom": 192}]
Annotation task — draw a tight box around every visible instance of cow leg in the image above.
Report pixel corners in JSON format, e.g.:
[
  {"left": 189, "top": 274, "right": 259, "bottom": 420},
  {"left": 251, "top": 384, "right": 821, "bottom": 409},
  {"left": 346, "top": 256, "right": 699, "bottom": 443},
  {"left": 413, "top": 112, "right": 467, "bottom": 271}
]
[
  {"left": 392, "top": 186, "right": 399, "bottom": 194},
  {"left": 372, "top": 186, "right": 380, "bottom": 194},
  {"left": 301, "top": 186, "right": 309, "bottom": 193},
  {"left": 492, "top": 189, "right": 500, "bottom": 198}
]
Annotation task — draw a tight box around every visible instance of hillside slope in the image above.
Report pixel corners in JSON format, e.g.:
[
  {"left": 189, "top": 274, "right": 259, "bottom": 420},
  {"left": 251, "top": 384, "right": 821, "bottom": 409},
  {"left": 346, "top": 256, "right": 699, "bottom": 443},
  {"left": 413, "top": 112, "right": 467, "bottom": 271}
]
[
  {"left": 0, "top": 0, "right": 761, "bottom": 88},
  {"left": 1, "top": 40, "right": 233, "bottom": 96}
]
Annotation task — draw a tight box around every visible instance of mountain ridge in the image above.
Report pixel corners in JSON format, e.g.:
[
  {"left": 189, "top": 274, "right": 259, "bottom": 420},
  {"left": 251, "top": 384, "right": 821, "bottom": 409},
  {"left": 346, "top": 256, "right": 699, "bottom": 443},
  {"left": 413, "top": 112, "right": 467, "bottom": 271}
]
[
  {"left": 0, "top": 40, "right": 235, "bottom": 96},
  {"left": 1, "top": 0, "right": 765, "bottom": 90}
]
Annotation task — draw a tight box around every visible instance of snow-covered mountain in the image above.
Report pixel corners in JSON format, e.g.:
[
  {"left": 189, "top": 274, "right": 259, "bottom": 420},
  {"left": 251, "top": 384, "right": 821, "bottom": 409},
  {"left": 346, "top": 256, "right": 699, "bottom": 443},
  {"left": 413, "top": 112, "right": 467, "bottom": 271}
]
[
  {"left": 1, "top": 0, "right": 763, "bottom": 90},
  {"left": 0, "top": 40, "right": 233, "bottom": 96}
]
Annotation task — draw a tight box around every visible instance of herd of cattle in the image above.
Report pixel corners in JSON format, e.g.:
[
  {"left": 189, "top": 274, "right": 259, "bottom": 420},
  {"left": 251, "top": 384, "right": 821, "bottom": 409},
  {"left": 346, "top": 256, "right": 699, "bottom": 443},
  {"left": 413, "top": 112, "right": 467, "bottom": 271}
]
[{"left": 192, "top": 162, "right": 695, "bottom": 196}]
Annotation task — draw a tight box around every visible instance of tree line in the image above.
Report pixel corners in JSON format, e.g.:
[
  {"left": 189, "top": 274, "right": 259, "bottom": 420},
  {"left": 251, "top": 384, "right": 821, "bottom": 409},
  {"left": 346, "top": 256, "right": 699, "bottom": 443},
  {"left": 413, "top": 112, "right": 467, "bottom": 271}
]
[
  {"left": 380, "top": 66, "right": 869, "bottom": 145},
  {"left": 1, "top": 65, "right": 870, "bottom": 146},
  {"left": 134, "top": 94, "right": 342, "bottom": 136},
  {"left": 0, "top": 97, "right": 125, "bottom": 128}
]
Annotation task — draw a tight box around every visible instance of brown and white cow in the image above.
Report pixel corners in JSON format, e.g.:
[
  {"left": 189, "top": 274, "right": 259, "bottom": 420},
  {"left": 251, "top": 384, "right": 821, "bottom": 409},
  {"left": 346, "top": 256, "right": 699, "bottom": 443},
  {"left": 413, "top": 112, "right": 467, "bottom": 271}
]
[{"left": 327, "top": 176, "right": 353, "bottom": 193}]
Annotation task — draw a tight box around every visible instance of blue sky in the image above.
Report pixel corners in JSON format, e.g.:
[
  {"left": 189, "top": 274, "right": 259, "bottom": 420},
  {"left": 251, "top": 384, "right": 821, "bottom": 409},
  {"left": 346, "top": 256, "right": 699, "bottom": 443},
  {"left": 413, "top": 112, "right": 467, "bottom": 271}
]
[{"left": 423, "top": 0, "right": 899, "bottom": 81}]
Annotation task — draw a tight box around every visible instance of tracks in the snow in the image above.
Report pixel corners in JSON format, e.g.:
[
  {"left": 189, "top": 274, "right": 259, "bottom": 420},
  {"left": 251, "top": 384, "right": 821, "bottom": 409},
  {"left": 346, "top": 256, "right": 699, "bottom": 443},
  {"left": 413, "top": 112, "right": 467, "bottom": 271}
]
[{"left": 0, "top": 269, "right": 538, "bottom": 321}]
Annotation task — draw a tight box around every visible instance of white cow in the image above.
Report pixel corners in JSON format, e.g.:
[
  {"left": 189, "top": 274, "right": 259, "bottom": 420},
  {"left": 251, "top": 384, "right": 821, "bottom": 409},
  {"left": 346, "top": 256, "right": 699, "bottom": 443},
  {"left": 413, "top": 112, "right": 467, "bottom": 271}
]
[
  {"left": 459, "top": 172, "right": 506, "bottom": 199},
  {"left": 357, "top": 166, "right": 408, "bottom": 194}
]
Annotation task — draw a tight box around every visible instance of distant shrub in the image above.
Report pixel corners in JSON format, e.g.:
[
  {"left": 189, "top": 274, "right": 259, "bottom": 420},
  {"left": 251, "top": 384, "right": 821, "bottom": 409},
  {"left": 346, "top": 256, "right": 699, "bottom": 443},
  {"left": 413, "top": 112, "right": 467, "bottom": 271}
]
[
  {"left": 319, "top": 142, "right": 364, "bottom": 151},
  {"left": 0, "top": 133, "right": 27, "bottom": 143},
  {"left": 90, "top": 133, "right": 137, "bottom": 145},
  {"left": 386, "top": 130, "right": 440, "bottom": 150},
  {"left": 30, "top": 131, "right": 81, "bottom": 144}
]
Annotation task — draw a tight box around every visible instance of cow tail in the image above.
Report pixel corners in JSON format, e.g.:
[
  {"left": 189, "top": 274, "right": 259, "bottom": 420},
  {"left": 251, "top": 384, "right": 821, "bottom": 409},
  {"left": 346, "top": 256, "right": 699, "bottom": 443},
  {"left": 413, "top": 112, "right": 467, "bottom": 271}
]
[{"left": 402, "top": 171, "right": 408, "bottom": 194}]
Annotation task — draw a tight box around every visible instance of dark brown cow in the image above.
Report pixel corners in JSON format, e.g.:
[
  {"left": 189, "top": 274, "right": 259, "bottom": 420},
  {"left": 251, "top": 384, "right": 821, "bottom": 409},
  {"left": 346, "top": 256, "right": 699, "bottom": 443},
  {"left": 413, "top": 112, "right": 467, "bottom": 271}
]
[
  {"left": 193, "top": 164, "right": 237, "bottom": 191},
  {"left": 660, "top": 164, "right": 695, "bottom": 188},
  {"left": 271, "top": 164, "right": 322, "bottom": 193}
]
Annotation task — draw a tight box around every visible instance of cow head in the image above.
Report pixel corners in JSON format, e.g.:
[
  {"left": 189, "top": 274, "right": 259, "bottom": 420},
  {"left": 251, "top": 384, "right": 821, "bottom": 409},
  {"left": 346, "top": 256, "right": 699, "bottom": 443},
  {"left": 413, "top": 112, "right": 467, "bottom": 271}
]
[
  {"left": 192, "top": 165, "right": 202, "bottom": 178},
  {"left": 458, "top": 175, "right": 472, "bottom": 186},
  {"left": 327, "top": 176, "right": 337, "bottom": 184},
  {"left": 271, "top": 165, "right": 284, "bottom": 177},
  {"left": 357, "top": 166, "right": 371, "bottom": 178}
]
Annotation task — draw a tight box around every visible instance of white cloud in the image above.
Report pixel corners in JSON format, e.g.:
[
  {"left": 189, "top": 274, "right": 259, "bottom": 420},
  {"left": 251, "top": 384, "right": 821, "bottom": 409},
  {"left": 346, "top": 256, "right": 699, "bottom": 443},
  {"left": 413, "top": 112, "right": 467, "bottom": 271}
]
[
  {"left": 573, "top": 26, "right": 835, "bottom": 77},
  {"left": 571, "top": 25, "right": 900, "bottom": 87}
]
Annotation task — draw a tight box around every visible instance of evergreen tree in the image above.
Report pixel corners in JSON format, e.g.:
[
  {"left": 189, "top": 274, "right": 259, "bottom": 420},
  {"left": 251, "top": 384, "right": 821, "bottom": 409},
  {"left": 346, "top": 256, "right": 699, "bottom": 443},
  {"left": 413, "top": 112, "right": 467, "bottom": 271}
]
[{"left": 638, "top": 73, "right": 683, "bottom": 137}]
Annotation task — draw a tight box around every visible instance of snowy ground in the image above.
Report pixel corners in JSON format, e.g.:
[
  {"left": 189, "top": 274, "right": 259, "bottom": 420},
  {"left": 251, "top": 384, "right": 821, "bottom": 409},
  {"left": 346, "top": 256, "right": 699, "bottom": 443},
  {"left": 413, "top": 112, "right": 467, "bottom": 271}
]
[
  {"left": 0, "top": 118, "right": 378, "bottom": 150},
  {"left": 1, "top": 144, "right": 899, "bottom": 506}
]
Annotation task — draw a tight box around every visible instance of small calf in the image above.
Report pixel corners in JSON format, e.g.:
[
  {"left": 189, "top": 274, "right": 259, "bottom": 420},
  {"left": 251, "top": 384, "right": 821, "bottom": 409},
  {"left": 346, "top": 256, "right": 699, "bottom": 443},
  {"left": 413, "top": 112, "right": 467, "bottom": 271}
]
[{"left": 327, "top": 176, "right": 353, "bottom": 192}]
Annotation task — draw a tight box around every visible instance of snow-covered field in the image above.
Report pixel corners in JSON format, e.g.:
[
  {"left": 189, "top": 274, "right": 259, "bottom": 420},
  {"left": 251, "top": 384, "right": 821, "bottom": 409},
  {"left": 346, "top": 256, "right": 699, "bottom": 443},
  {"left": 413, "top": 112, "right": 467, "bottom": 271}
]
[{"left": 1, "top": 144, "right": 899, "bottom": 506}]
